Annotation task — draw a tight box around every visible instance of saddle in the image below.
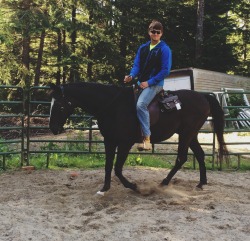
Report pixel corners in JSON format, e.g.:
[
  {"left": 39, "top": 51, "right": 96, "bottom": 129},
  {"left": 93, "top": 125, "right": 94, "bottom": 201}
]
[{"left": 133, "top": 86, "right": 182, "bottom": 126}]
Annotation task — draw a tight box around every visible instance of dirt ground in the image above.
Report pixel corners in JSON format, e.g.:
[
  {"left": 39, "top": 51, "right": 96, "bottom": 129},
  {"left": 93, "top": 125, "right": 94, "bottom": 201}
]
[{"left": 0, "top": 167, "right": 249, "bottom": 241}]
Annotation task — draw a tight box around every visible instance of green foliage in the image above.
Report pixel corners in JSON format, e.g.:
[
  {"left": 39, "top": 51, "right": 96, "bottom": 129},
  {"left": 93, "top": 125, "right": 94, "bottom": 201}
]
[
  {"left": 0, "top": 140, "right": 12, "bottom": 153},
  {"left": 127, "top": 155, "right": 144, "bottom": 166},
  {"left": 229, "top": 93, "right": 245, "bottom": 106},
  {"left": 0, "top": 0, "right": 249, "bottom": 86},
  {"left": 228, "top": 93, "right": 245, "bottom": 117}
]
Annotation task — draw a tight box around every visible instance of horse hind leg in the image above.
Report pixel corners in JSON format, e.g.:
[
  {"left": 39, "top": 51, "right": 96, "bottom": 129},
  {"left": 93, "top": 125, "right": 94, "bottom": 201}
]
[{"left": 189, "top": 137, "right": 207, "bottom": 188}]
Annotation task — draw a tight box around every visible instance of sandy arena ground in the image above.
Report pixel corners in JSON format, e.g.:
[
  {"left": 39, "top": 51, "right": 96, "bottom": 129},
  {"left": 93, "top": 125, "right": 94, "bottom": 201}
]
[{"left": 0, "top": 167, "right": 249, "bottom": 241}]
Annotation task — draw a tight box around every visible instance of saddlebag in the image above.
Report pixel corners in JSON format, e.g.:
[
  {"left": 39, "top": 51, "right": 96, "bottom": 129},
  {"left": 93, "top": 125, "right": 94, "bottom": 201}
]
[{"left": 159, "top": 93, "right": 182, "bottom": 112}]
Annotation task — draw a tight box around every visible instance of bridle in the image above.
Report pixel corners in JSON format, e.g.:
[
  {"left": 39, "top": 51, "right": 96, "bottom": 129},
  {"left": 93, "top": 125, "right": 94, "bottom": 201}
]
[{"left": 50, "top": 95, "right": 74, "bottom": 121}]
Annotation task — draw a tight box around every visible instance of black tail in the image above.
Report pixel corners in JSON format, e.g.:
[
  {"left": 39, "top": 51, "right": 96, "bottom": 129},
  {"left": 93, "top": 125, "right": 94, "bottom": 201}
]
[{"left": 204, "top": 94, "right": 229, "bottom": 164}]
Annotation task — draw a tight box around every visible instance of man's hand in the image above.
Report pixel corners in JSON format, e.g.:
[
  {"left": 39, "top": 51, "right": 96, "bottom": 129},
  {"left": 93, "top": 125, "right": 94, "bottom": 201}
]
[
  {"left": 140, "top": 81, "right": 149, "bottom": 89},
  {"left": 124, "top": 75, "right": 132, "bottom": 83}
]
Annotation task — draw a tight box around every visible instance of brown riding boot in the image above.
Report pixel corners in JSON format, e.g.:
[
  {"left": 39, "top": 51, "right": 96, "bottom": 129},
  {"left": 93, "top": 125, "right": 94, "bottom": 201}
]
[{"left": 137, "top": 136, "right": 152, "bottom": 151}]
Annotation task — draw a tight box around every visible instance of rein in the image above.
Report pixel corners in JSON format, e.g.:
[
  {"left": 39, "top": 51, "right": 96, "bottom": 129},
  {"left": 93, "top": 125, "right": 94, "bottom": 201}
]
[{"left": 60, "top": 85, "right": 65, "bottom": 96}]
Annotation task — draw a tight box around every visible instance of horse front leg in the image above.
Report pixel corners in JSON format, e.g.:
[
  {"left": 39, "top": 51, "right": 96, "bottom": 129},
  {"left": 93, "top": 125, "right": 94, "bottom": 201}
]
[
  {"left": 114, "top": 143, "right": 137, "bottom": 192},
  {"left": 98, "top": 141, "right": 116, "bottom": 194}
]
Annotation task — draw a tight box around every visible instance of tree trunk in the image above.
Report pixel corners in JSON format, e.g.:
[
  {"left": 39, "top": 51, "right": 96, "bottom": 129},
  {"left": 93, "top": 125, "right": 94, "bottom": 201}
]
[
  {"left": 34, "top": 30, "right": 46, "bottom": 86},
  {"left": 87, "top": 46, "right": 93, "bottom": 80},
  {"left": 20, "top": 0, "right": 32, "bottom": 87},
  {"left": 117, "top": 9, "right": 128, "bottom": 83},
  {"left": 22, "top": 36, "right": 30, "bottom": 71},
  {"left": 56, "top": 29, "right": 62, "bottom": 85},
  {"left": 87, "top": 6, "right": 93, "bottom": 81},
  {"left": 21, "top": 33, "right": 31, "bottom": 88},
  {"left": 69, "top": 1, "right": 79, "bottom": 82},
  {"left": 195, "top": 0, "right": 205, "bottom": 61},
  {"left": 242, "top": 14, "right": 248, "bottom": 61},
  {"left": 62, "top": 30, "right": 67, "bottom": 84}
]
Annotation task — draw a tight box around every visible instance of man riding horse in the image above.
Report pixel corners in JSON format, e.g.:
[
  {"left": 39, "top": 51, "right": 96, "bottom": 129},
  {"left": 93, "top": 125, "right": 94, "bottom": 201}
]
[
  {"left": 49, "top": 21, "right": 228, "bottom": 195},
  {"left": 124, "top": 20, "right": 172, "bottom": 151}
]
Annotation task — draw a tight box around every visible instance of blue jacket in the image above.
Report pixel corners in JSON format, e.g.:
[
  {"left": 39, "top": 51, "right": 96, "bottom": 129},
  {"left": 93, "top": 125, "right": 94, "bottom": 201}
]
[{"left": 129, "top": 40, "right": 172, "bottom": 86}]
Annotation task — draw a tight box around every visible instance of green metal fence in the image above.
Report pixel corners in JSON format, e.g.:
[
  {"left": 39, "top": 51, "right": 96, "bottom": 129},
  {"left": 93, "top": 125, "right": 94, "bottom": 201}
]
[
  {"left": 221, "top": 91, "right": 250, "bottom": 169},
  {"left": 0, "top": 86, "right": 249, "bottom": 170},
  {"left": 0, "top": 86, "right": 25, "bottom": 170},
  {"left": 26, "top": 86, "right": 105, "bottom": 167}
]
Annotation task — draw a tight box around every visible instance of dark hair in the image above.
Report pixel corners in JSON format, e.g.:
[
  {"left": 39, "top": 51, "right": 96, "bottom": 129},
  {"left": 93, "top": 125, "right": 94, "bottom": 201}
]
[{"left": 148, "top": 20, "right": 163, "bottom": 31}]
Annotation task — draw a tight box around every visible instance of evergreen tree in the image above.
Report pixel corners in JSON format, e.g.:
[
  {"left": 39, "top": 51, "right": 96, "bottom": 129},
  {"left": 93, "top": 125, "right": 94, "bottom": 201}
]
[{"left": 0, "top": 0, "right": 249, "bottom": 88}]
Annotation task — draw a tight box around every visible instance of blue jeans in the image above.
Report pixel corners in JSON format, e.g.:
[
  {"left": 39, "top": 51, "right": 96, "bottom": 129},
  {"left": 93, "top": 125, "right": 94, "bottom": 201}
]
[{"left": 136, "top": 85, "right": 163, "bottom": 137}]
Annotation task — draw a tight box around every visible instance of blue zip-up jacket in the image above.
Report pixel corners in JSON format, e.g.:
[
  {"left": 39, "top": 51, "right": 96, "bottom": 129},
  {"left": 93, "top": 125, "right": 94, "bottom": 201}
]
[{"left": 129, "top": 40, "right": 172, "bottom": 86}]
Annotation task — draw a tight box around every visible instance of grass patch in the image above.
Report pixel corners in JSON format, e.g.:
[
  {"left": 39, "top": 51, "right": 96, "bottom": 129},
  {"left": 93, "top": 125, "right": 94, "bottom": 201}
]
[
  {"left": 1, "top": 152, "right": 250, "bottom": 171},
  {"left": 28, "top": 153, "right": 106, "bottom": 169}
]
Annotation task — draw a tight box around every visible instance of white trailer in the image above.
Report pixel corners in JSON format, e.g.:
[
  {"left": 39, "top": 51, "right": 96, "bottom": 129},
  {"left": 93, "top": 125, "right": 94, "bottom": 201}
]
[
  {"left": 164, "top": 68, "right": 250, "bottom": 93},
  {"left": 164, "top": 68, "right": 250, "bottom": 129}
]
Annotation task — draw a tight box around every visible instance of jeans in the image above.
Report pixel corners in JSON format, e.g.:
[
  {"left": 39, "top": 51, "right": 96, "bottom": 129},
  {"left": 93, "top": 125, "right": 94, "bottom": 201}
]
[{"left": 136, "top": 85, "right": 163, "bottom": 137}]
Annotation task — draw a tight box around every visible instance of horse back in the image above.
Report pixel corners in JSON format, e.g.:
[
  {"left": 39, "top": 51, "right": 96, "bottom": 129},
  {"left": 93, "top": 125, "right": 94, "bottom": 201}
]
[
  {"left": 175, "top": 89, "right": 210, "bottom": 116},
  {"left": 149, "top": 89, "right": 210, "bottom": 121},
  {"left": 148, "top": 89, "right": 210, "bottom": 142}
]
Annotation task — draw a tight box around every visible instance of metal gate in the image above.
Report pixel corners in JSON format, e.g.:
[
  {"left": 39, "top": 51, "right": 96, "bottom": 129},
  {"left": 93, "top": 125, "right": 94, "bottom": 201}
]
[
  {"left": 0, "top": 86, "right": 25, "bottom": 169},
  {"left": 0, "top": 86, "right": 249, "bottom": 170}
]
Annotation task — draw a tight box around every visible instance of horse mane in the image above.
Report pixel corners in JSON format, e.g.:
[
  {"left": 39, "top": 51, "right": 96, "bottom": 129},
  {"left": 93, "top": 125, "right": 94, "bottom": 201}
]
[
  {"left": 63, "top": 82, "right": 122, "bottom": 92},
  {"left": 63, "top": 82, "right": 134, "bottom": 101},
  {"left": 60, "top": 82, "right": 135, "bottom": 116}
]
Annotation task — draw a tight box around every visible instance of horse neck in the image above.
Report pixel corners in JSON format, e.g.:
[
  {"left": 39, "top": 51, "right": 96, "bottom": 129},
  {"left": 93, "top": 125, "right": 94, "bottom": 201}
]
[{"left": 63, "top": 83, "right": 126, "bottom": 116}]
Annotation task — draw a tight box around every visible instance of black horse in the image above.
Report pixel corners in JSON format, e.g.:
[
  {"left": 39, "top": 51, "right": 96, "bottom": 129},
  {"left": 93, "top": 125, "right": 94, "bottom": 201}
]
[{"left": 49, "top": 82, "right": 228, "bottom": 195}]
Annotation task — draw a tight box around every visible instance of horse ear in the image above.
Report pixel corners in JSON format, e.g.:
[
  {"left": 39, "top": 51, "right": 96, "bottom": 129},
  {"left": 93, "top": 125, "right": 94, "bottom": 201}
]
[
  {"left": 49, "top": 83, "right": 57, "bottom": 90},
  {"left": 48, "top": 83, "right": 62, "bottom": 98}
]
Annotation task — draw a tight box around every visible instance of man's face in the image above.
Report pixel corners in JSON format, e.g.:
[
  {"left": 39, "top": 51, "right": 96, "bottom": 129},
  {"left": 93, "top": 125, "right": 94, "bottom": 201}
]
[{"left": 149, "top": 29, "right": 163, "bottom": 43}]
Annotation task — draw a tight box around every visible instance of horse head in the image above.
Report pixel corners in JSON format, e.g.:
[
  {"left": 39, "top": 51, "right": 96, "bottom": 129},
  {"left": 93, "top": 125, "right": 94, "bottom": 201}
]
[{"left": 49, "top": 83, "right": 75, "bottom": 135}]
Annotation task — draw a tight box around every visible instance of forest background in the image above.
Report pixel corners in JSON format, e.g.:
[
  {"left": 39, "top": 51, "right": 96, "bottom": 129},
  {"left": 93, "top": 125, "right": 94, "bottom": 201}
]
[{"left": 0, "top": 0, "right": 249, "bottom": 89}]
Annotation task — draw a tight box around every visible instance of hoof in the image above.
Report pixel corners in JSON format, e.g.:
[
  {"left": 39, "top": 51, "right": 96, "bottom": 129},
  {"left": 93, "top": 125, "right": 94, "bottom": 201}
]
[
  {"left": 100, "top": 185, "right": 110, "bottom": 193},
  {"left": 126, "top": 182, "right": 139, "bottom": 193},
  {"left": 130, "top": 183, "right": 138, "bottom": 191},
  {"left": 160, "top": 178, "right": 169, "bottom": 186},
  {"left": 196, "top": 181, "right": 207, "bottom": 189},
  {"left": 196, "top": 183, "right": 204, "bottom": 189},
  {"left": 96, "top": 191, "right": 105, "bottom": 196}
]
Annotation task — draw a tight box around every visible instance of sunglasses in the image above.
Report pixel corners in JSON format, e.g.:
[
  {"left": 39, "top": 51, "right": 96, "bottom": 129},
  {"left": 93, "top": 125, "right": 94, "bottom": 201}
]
[{"left": 150, "top": 30, "right": 161, "bottom": 35}]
